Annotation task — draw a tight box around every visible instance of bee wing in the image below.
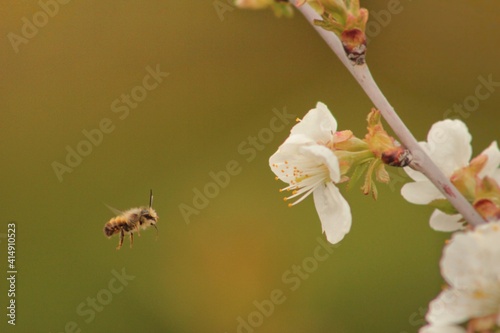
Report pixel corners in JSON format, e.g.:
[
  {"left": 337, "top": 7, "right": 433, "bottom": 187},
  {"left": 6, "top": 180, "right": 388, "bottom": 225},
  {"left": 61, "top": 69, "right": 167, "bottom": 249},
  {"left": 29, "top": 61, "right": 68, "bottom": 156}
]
[{"left": 103, "top": 203, "right": 124, "bottom": 216}]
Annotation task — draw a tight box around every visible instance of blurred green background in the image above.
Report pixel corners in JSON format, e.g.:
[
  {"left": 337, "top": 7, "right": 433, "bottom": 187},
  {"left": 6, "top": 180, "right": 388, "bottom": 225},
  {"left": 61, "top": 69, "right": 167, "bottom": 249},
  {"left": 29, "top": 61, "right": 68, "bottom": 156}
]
[{"left": 0, "top": 1, "right": 499, "bottom": 332}]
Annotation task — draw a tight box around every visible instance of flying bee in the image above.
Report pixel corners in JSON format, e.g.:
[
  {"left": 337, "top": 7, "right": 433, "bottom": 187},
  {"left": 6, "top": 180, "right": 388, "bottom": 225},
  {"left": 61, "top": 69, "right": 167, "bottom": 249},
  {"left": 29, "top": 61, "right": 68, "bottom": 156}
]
[{"left": 103, "top": 190, "right": 159, "bottom": 250}]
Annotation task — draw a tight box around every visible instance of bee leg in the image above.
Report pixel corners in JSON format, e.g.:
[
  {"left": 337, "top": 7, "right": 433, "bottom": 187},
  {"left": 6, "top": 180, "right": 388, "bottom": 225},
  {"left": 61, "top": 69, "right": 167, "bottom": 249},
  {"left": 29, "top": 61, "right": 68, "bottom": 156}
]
[
  {"left": 116, "top": 229, "right": 124, "bottom": 250},
  {"left": 130, "top": 232, "right": 134, "bottom": 248}
]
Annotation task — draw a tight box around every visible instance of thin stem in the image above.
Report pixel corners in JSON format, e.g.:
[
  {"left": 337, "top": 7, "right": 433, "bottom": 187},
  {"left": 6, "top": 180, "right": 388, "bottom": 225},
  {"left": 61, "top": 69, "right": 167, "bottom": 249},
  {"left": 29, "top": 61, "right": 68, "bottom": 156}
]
[{"left": 296, "top": 3, "right": 485, "bottom": 227}]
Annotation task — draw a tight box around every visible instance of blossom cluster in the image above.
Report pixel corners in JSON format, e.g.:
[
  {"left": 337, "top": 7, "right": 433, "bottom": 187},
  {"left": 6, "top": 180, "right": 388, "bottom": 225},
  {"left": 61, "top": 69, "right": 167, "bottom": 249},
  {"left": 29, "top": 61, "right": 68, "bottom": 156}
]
[
  {"left": 235, "top": 1, "right": 499, "bottom": 331},
  {"left": 269, "top": 102, "right": 405, "bottom": 243},
  {"left": 269, "top": 102, "right": 500, "bottom": 332},
  {"left": 403, "top": 120, "right": 500, "bottom": 332}
]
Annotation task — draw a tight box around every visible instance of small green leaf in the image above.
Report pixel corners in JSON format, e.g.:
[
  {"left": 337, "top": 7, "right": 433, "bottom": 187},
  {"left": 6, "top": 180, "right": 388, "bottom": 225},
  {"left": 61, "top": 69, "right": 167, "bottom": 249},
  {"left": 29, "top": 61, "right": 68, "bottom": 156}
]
[
  {"left": 271, "top": 2, "right": 294, "bottom": 18},
  {"left": 347, "top": 162, "right": 368, "bottom": 191},
  {"left": 371, "top": 179, "right": 378, "bottom": 200},
  {"left": 375, "top": 163, "right": 390, "bottom": 183}
]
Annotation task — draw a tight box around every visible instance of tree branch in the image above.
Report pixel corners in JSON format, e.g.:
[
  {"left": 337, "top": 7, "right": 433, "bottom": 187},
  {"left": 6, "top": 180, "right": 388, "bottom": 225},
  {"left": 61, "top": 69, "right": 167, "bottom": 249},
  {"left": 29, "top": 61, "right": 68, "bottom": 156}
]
[{"left": 296, "top": 3, "right": 485, "bottom": 227}]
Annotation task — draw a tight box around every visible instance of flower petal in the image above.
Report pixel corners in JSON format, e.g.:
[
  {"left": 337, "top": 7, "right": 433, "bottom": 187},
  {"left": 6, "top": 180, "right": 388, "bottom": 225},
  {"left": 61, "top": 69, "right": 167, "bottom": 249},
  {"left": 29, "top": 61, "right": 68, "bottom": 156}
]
[
  {"left": 424, "top": 120, "right": 472, "bottom": 176},
  {"left": 404, "top": 120, "right": 472, "bottom": 188},
  {"left": 269, "top": 134, "right": 317, "bottom": 183},
  {"left": 441, "top": 222, "right": 500, "bottom": 290},
  {"left": 404, "top": 165, "right": 429, "bottom": 182},
  {"left": 428, "top": 222, "right": 500, "bottom": 326},
  {"left": 427, "top": 288, "right": 496, "bottom": 326},
  {"left": 478, "top": 141, "right": 500, "bottom": 179},
  {"left": 301, "top": 144, "right": 340, "bottom": 183},
  {"left": 419, "top": 324, "right": 466, "bottom": 333},
  {"left": 426, "top": 289, "right": 474, "bottom": 325},
  {"left": 313, "top": 182, "right": 351, "bottom": 244},
  {"left": 492, "top": 169, "right": 500, "bottom": 185},
  {"left": 269, "top": 134, "right": 340, "bottom": 184},
  {"left": 429, "top": 210, "right": 465, "bottom": 232},
  {"left": 276, "top": 134, "right": 316, "bottom": 154},
  {"left": 401, "top": 181, "right": 443, "bottom": 205},
  {"left": 291, "top": 102, "right": 337, "bottom": 144}
]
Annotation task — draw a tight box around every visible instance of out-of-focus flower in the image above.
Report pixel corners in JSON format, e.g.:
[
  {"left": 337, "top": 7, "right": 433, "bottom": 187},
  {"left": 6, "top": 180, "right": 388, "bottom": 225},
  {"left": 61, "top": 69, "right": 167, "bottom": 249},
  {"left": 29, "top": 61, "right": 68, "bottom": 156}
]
[
  {"left": 235, "top": 0, "right": 274, "bottom": 9},
  {"left": 235, "top": 0, "right": 294, "bottom": 17},
  {"left": 419, "top": 324, "right": 466, "bottom": 333},
  {"left": 401, "top": 119, "right": 500, "bottom": 231},
  {"left": 423, "top": 221, "right": 500, "bottom": 332}
]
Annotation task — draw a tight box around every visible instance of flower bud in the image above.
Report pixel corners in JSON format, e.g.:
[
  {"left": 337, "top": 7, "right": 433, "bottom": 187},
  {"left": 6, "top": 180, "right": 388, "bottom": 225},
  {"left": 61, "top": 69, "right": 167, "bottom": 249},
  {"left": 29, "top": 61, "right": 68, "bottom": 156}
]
[
  {"left": 235, "top": 0, "right": 294, "bottom": 17},
  {"left": 299, "top": 0, "right": 368, "bottom": 64},
  {"left": 473, "top": 199, "right": 500, "bottom": 222},
  {"left": 235, "top": 0, "right": 275, "bottom": 9},
  {"left": 365, "top": 109, "right": 411, "bottom": 167}
]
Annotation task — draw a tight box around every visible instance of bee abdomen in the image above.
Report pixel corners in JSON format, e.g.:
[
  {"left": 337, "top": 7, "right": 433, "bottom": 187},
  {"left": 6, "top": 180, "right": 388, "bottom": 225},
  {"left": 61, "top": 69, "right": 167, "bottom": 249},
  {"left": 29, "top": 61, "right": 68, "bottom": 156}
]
[
  {"left": 103, "top": 222, "right": 119, "bottom": 237},
  {"left": 103, "top": 217, "right": 128, "bottom": 237},
  {"left": 103, "top": 217, "right": 137, "bottom": 237}
]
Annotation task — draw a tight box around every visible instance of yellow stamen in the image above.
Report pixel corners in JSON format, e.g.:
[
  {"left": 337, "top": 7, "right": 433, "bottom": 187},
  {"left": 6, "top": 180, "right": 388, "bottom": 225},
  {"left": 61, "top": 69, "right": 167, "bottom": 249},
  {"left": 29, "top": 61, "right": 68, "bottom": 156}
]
[{"left": 473, "top": 290, "right": 487, "bottom": 299}]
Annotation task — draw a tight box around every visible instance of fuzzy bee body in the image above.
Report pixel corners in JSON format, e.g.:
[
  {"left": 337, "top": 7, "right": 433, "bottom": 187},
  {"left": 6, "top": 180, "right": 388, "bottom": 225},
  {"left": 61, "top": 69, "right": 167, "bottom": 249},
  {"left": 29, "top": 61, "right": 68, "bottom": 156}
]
[{"left": 103, "top": 191, "right": 158, "bottom": 250}]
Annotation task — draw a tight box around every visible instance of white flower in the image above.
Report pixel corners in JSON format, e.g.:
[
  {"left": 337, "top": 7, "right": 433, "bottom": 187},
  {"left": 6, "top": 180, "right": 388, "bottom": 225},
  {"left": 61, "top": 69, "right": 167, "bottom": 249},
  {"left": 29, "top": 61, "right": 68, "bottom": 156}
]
[
  {"left": 401, "top": 119, "right": 500, "bottom": 231},
  {"left": 425, "top": 221, "right": 500, "bottom": 329},
  {"left": 479, "top": 141, "right": 500, "bottom": 183},
  {"left": 269, "top": 102, "right": 351, "bottom": 244},
  {"left": 419, "top": 325, "right": 466, "bottom": 333}
]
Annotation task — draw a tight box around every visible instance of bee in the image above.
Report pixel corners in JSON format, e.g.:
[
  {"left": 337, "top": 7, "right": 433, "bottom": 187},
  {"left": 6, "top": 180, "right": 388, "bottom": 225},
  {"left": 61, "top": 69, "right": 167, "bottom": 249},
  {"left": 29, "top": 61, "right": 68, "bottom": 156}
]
[{"left": 103, "top": 190, "right": 159, "bottom": 250}]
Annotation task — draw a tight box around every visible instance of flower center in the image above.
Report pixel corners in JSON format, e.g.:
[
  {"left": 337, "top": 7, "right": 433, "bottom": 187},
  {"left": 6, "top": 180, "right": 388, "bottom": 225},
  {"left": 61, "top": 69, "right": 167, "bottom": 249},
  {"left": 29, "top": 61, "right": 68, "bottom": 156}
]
[{"left": 272, "top": 158, "right": 331, "bottom": 207}]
